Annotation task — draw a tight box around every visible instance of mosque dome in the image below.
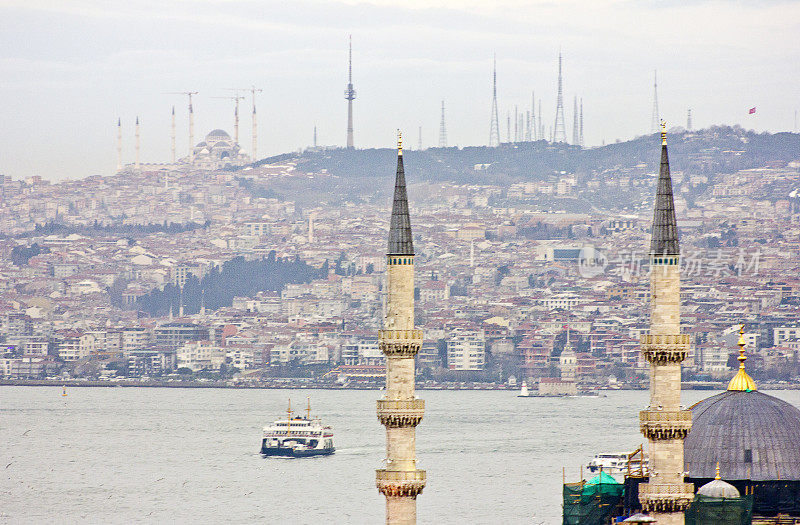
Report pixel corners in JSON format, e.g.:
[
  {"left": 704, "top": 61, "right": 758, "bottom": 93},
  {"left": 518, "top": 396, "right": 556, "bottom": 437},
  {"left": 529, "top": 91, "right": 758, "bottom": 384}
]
[
  {"left": 206, "top": 129, "right": 231, "bottom": 140},
  {"left": 685, "top": 329, "right": 800, "bottom": 481},
  {"left": 697, "top": 476, "right": 741, "bottom": 499}
]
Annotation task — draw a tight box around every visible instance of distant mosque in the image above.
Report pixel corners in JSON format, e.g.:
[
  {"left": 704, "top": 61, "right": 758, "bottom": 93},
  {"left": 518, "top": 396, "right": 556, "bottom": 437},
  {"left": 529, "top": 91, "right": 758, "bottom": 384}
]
[{"left": 189, "top": 129, "right": 249, "bottom": 170}]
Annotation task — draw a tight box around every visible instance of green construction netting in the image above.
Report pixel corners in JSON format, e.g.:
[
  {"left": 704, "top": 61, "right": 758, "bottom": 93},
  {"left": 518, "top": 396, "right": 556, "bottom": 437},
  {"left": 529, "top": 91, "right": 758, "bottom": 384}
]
[
  {"left": 685, "top": 494, "right": 754, "bottom": 525},
  {"left": 563, "top": 478, "right": 624, "bottom": 525}
]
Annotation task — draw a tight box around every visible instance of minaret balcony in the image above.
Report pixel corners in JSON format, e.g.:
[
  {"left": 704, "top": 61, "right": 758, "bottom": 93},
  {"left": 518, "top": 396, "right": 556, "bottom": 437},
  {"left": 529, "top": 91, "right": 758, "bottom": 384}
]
[
  {"left": 639, "top": 482, "right": 694, "bottom": 512},
  {"left": 376, "top": 469, "right": 426, "bottom": 498},
  {"left": 639, "top": 409, "right": 692, "bottom": 440},
  {"left": 377, "top": 399, "right": 425, "bottom": 428},
  {"left": 379, "top": 329, "right": 423, "bottom": 357},
  {"left": 640, "top": 333, "right": 691, "bottom": 364}
]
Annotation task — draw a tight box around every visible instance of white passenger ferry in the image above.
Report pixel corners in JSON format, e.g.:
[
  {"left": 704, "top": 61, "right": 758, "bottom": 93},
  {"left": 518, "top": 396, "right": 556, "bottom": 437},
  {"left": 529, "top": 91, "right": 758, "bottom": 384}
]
[
  {"left": 260, "top": 399, "right": 335, "bottom": 457},
  {"left": 586, "top": 453, "right": 633, "bottom": 474}
]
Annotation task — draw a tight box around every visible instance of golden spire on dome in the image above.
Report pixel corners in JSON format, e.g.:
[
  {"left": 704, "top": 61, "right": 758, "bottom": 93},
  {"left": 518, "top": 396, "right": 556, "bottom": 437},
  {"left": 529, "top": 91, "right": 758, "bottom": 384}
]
[
  {"left": 715, "top": 462, "right": 721, "bottom": 480},
  {"left": 727, "top": 324, "right": 757, "bottom": 391},
  {"left": 661, "top": 120, "right": 667, "bottom": 145}
]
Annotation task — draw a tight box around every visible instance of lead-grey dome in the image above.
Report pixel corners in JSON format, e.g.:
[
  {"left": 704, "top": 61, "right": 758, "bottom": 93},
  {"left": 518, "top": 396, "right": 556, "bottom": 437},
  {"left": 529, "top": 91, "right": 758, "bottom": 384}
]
[
  {"left": 697, "top": 478, "right": 740, "bottom": 498},
  {"left": 685, "top": 390, "right": 800, "bottom": 481}
]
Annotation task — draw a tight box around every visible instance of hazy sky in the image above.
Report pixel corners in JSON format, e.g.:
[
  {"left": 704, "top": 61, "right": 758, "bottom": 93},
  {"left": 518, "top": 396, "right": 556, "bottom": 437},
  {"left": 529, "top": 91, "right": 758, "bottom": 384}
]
[{"left": 1, "top": 0, "right": 799, "bottom": 180}]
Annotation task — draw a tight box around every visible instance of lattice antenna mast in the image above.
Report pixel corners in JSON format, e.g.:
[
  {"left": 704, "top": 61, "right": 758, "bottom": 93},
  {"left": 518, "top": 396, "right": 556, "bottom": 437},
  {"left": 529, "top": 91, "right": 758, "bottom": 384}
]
[
  {"left": 531, "top": 90, "right": 536, "bottom": 141},
  {"left": 687, "top": 108, "right": 693, "bottom": 131},
  {"left": 651, "top": 70, "right": 660, "bottom": 133},
  {"left": 579, "top": 98, "right": 584, "bottom": 147},
  {"left": 553, "top": 51, "right": 567, "bottom": 143},
  {"left": 439, "top": 100, "right": 447, "bottom": 147},
  {"left": 344, "top": 35, "right": 357, "bottom": 149},
  {"left": 489, "top": 55, "right": 500, "bottom": 147}
]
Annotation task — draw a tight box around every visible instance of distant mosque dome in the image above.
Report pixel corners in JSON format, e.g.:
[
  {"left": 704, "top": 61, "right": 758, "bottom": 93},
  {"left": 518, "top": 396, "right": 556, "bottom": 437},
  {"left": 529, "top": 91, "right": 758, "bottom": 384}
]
[{"left": 188, "top": 128, "right": 249, "bottom": 169}]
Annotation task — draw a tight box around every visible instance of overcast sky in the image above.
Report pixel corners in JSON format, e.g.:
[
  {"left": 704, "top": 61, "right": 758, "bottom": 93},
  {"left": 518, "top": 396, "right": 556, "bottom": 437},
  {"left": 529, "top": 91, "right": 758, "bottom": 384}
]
[{"left": 1, "top": 0, "right": 799, "bottom": 180}]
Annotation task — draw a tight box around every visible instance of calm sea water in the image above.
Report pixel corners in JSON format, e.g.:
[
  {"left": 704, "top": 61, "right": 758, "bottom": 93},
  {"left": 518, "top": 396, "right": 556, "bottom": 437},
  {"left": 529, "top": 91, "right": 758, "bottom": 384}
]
[{"left": 2, "top": 386, "right": 799, "bottom": 524}]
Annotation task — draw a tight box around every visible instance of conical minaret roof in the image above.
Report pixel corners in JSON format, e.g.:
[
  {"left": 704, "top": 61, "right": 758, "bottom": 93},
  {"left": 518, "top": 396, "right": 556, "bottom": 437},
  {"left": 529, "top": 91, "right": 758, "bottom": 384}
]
[
  {"left": 650, "top": 123, "right": 679, "bottom": 255},
  {"left": 388, "top": 131, "right": 414, "bottom": 255}
]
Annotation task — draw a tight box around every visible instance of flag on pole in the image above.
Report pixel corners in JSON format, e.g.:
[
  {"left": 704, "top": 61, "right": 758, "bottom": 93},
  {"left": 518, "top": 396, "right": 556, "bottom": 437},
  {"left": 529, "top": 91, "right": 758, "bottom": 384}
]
[{"left": 749, "top": 107, "right": 756, "bottom": 114}]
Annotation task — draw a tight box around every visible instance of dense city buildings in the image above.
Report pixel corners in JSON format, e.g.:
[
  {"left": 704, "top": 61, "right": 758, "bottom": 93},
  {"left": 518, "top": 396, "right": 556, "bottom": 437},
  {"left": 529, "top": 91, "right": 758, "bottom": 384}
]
[{"left": 1, "top": 126, "right": 800, "bottom": 397}]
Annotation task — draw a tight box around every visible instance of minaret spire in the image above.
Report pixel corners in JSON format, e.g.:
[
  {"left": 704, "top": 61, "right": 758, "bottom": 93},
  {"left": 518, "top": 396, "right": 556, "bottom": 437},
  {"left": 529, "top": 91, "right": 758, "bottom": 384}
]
[
  {"left": 377, "top": 129, "right": 425, "bottom": 523},
  {"left": 638, "top": 122, "right": 693, "bottom": 524},
  {"left": 651, "top": 121, "right": 680, "bottom": 255}
]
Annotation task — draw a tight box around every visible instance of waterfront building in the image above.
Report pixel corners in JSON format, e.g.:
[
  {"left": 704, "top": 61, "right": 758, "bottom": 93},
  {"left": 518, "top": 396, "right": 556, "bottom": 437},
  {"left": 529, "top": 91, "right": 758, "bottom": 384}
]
[
  {"left": 376, "top": 133, "right": 426, "bottom": 524},
  {"left": 638, "top": 124, "right": 694, "bottom": 523}
]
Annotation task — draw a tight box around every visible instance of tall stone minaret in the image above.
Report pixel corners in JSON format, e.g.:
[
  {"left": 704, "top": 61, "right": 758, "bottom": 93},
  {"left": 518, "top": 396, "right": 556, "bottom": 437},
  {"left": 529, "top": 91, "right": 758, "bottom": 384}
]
[
  {"left": 638, "top": 122, "right": 693, "bottom": 524},
  {"left": 376, "top": 131, "right": 426, "bottom": 524}
]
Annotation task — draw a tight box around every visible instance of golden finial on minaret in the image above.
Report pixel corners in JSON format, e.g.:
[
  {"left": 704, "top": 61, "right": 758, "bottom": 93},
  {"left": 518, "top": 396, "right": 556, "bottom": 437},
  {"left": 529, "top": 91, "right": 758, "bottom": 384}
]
[
  {"left": 728, "top": 323, "right": 757, "bottom": 391},
  {"left": 715, "top": 461, "right": 721, "bottom": 480},
  {"left": 661, "top": 120, "right": 667, "bottom": 145},
  {"left": 397, "top": 129, "right": 403, "bottom": 156}
]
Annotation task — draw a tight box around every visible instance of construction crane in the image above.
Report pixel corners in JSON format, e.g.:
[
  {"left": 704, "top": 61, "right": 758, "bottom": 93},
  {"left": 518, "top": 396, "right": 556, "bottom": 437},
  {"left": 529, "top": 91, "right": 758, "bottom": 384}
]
[
  {"left": 213, "top": 93, "right": 246, "bottom": 145},
  {"left": 164, "top": 91, "right": 198, "bottom": 159}
]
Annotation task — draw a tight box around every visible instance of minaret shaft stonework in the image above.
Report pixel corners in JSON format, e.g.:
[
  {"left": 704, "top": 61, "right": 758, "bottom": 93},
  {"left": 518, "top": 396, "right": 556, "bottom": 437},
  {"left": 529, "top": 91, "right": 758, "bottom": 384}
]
[
  {"left": 377, "top": 133, "right": 425, "bottom": 524},
  {"left": 639, "top": 124, "right": 693, "bottom": 524}
]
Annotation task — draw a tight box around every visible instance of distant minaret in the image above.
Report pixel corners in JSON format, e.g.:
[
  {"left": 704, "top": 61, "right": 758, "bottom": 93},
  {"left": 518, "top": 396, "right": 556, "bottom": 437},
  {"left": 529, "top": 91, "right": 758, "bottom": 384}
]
[
  {"left": 579, "top": 99, "right": 584, "bottom": 147},
  {"left": 376, "top": 130, "right": 426, "bottom": 523},
  {"left": 686, "top": 108, "right": 692, "bottom": 131},
  {"left": 313, "top": 125, "right": 318, "bottom": 148},
  {"left": 116, "top": 118, "right": 122, "bottom": 171},
  {"left": 345, "top": 35, "right": 356, "bottom": 149},
  {"left": 252, "top": 104, "right": 258, "bottom": 160},
  {"left": 171, "top": 106, "right": 176, "bottom": 163},
  {"left": 438, "top": 100, "right": 447, "bottom": 148},
  {"left": 189, "top": 97, "right": 195, "bottom": 160},
  {"left": 553, "top": 51, "right": 567, "bottom": 143},
  {"left": 572, "top": 96, "right": 579, "bottom": 145},
  {"left": 489, "top": 55, "right": 500, "bottom": 147},
  {"left": 638, "top": 122, "right": 693, "bottom": 524},
  {"left": 651, "top": 70, "right": 660, "bottom": 133},
  {"left": 135, "top": 116, "right": 141, "bottom": 170}
]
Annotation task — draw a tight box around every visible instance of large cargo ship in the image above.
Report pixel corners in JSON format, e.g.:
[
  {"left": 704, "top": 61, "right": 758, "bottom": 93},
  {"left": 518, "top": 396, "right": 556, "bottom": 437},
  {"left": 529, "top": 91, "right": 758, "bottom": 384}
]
[{"left": 260, "top": 399, "right": 335, "bottom": 458}]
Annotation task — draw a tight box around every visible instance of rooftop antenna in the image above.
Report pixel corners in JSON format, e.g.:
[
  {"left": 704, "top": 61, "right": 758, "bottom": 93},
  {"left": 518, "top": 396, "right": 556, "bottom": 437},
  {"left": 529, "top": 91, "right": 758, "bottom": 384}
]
[
  {"left": 489, "top": 54, "right": 500, "bottom": 147},
  {"left": 553, "top": 50, "right": 567, "bottom": 143},
  {"left": 164, "top": 91, "right": 198, "bottom": 159},
  {"left": 651, "top": 70, "right": 660, "bottom": 134},
  {"left": 214, "top": 93, "right": 246, "bottom": 145},
  {"left": 344, "top": 35, "right": 356, "bottom": 148},
  {"left": 439, "top": 100, "right": 447, "bottom": 147}
]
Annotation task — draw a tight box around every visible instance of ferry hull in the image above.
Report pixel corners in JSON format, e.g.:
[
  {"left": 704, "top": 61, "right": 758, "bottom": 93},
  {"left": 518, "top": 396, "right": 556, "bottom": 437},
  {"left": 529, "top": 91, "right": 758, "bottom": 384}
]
[{"left": 260, "top": 445, "right": 335, "bottom": 457}]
